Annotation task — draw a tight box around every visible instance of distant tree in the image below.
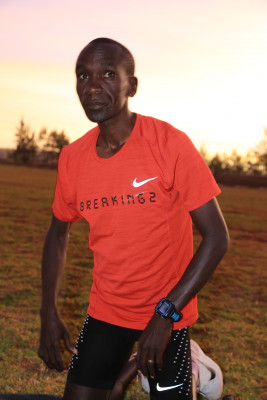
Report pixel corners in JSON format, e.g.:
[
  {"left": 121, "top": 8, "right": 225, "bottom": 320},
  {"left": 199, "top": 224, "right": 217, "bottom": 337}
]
[
  {"left": 228, "top": 150, "right": 244, "bottom": 173},
  {"left": 209, "top": 153, "right": 223, "bottom": 174},
  {"left": 11, "top": 119, "right": 70, "bottom": 166},
  {"left": 254, "top": 128, "right": 267, "bottom": 173},
  {"left": 12, "top": 119, "right": 38, "bottom": 164},
  {"left": 243, "top": 150, "right": 262, "bottom": 175},
  {"left": 199, "top": 143, "right": 210, "bottom": 164},
  {"left": 209, "top": 152, "right": 231, "bottom": 174},
  {"left": 38, "top": 128, "right": 69, "bottom": 164},
  {"left": 201, "top": 130, "right": 267, "bottom": 176}
]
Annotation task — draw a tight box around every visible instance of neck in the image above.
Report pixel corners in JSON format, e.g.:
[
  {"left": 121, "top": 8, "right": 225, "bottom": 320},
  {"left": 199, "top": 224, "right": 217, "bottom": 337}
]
[{"left": 97, "top": 109, "right": 136, "bottom": 149}]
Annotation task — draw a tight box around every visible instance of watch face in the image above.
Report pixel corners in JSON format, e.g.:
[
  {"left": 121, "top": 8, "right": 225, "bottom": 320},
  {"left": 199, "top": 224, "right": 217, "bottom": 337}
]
[
  {"left": 156, "top": 299, "right": 183, "bottom": 321},
  {"left": 158, "top": 300, "right": 171, "bottom": 315}
]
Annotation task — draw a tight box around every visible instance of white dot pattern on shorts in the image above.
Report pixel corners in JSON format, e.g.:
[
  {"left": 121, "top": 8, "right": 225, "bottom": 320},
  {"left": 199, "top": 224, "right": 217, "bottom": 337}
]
[
  {"left": 69, "top": 315, "right": 90, "bottom": 370},
  {"left": 170, "top": 327, "right": 192, "bottom": 397}
]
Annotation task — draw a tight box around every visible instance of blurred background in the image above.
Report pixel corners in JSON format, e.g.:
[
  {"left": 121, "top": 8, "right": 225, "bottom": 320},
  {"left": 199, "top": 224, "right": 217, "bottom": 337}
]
[{"left": 0, "top": 0, "right": 267, "bottom": 156}]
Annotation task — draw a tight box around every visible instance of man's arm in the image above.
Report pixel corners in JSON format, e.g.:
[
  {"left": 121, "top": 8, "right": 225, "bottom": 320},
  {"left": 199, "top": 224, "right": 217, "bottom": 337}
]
[
  {"left": 136, "top": 197, "right": 229, "bottom": 378},
  {"left": 38, "top": 215, "right": 77, "bottom": 372}
]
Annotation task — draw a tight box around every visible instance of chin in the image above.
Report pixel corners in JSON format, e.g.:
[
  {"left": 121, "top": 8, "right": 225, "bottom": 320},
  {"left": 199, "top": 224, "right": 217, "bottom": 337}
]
[{"left": 84, "top": 109, "right": 110, "bottom": 123}]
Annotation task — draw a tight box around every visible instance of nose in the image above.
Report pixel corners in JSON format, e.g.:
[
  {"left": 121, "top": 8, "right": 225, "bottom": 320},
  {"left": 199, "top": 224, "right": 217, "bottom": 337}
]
[{"left": 86, "top": 75, "right": 102, "bottom": 94}]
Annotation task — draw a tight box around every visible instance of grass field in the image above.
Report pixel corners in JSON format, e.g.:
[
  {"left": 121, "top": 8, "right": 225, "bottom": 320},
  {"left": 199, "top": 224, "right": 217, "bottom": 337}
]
[{"left": 0, "top": 164, "right": 266, "bottom": 399}]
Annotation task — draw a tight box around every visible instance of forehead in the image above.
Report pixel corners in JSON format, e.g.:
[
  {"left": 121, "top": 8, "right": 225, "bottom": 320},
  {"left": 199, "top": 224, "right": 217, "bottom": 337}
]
[{"left": 76, "top": 43, "right": 125, "bottom": 70}]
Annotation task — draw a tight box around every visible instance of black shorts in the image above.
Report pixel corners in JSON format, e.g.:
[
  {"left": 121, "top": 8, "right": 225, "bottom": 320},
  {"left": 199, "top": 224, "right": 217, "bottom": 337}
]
[{"left": 67, "top": 315, "right": 192, "bottom": 400}]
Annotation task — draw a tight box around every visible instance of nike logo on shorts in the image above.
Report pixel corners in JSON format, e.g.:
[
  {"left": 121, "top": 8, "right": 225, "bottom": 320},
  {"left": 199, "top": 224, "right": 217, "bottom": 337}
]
[
  {"left": 133, "top": 177, "right": 158, "bottom": 187},
  {"left": 156, "top": 382, "right": 183, "bottom": 392}
]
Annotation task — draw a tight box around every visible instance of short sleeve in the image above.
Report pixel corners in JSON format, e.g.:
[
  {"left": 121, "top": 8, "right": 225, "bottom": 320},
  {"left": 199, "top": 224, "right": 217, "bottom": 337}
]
[
  {"left": 52, "top": 149, "right": 82, "bottom": 222},
  {"left": 167, "top": 131, "right": 221, "bottom": 211}
]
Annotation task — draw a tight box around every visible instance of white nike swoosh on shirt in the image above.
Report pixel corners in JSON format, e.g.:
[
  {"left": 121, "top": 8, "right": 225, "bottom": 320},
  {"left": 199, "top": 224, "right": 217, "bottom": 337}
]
[
  {"left": 156, "top": 383, "right": 183, "bottom": 392},
  {"left": 132, "top": 177, "right": 158, "bottom": 187}
]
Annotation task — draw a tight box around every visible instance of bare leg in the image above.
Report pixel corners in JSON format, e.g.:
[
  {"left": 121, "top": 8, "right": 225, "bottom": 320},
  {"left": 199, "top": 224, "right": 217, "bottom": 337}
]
[
  {"left": 109, "top": 357, "right": 138, "bottom": 400},
  {"left": 63, "top": 381, "right": 111, "bottom": 400}
]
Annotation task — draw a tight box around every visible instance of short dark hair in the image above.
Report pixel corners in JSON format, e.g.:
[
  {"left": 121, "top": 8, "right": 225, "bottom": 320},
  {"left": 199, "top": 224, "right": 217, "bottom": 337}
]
[{"left": 88, "top": 37, "right": 135, "bottom": 76}]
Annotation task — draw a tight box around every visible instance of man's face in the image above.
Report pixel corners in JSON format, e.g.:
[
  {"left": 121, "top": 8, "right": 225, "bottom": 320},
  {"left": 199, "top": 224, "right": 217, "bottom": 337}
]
[{"left": 75, "top": 43, "right": 136, "bottom": 123}]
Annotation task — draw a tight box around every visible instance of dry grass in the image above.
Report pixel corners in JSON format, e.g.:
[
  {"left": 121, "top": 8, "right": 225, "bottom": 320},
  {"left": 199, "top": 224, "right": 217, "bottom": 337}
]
[{"left": 0, "top": 164, "right": 266, "bottom": 399}]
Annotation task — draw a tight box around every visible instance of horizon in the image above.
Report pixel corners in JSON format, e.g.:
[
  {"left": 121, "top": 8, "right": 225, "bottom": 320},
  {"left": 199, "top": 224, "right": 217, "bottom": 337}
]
[{"left": 0, "top": 118, "right": 265, "bottom": 158}]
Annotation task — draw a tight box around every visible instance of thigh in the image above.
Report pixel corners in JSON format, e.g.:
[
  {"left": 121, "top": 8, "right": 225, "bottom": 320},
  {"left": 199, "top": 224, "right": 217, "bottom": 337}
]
[
  {"left": 148, "top": 327, "right": 192, "bottom": 400},
  {"left": 63, "top": 381, "right": 111, "bottom": 400},
  {"left": 67, "top": 315, "right": 139, "bottom": 390}
]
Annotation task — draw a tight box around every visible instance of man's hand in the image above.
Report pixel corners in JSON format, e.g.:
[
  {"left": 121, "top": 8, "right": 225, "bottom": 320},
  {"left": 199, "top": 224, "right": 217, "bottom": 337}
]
[
  {"left": 136, "top": 313, "right": 172, "bottom": 379},
  {"left": 38, "top": 311, "right": 77, "bottom": 372}
]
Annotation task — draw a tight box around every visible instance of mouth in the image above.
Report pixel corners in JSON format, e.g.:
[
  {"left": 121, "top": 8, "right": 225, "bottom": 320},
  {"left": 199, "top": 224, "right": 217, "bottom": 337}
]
[{"left": 83, "top": 101, "right": 106, "bottom": 110}]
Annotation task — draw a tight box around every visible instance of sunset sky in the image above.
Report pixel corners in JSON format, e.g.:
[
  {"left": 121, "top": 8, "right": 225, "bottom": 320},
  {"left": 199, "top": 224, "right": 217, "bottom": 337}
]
[{"left": 0, "top": 0, "right": 266, "bottom": 155}]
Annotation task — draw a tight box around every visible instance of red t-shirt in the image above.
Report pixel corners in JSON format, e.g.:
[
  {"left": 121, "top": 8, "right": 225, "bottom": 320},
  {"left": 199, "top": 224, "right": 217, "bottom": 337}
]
[{"left": 52, "top": 114, "right": 221, "bottom": 330}]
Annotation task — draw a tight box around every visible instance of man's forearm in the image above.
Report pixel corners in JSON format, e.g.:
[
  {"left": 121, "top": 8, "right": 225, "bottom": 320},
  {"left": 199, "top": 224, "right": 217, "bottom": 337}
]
[
  {"left": 166, "top": 230, "right": 229, "bottom": 312},
  {"left": 167, "top": 198, "right": 229, "bottom": 313},
  {"left": 38, "top": 216, "right": 75, "bottom": 371},
  {"left": 40, "top": 216, "right": 70, "bottom": 313}
]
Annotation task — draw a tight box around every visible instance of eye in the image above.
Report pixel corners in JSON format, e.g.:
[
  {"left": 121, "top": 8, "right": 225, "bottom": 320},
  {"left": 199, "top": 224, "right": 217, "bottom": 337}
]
[
  {"left": 103, "top": 71, "right": 115, "bottom": 79},
  {"left": 79, "top": 73, "right": 89, "bottom": 80}
]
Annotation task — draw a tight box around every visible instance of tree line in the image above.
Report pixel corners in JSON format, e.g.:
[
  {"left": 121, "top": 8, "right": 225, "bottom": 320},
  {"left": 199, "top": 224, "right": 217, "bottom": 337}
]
[
  {"left": 8, "top": 118, "right": 267, "bottom": 175},
  {"left": 11, "top": 118, "right": 69, "bottom": 166},
  {"left": 199, "top": 128, "right": 267, "bottom": 176}
]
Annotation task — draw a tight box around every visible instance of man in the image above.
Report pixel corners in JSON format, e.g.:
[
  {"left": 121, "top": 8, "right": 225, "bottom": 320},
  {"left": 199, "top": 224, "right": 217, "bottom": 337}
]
[{"left": 38, "top": 38, "right": 229, "bottom": 400}]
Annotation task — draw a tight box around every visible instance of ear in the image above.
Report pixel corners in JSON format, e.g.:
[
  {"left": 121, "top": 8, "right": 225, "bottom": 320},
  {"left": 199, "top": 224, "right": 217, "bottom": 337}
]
[{"left": 128, "top": 76, "right": 138, "bottom": 97}]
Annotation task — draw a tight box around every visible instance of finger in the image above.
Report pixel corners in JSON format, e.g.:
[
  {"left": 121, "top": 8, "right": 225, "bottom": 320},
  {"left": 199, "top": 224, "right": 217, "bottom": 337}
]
[
  {"left": 54, "top": 343, "right": 68, "bottom": 371},
  {"left": 47, "top": 342, "right": 65, "bottom": 372},
  {"left": 130, "top": 352, "right": 137, "bottom": 361},
  {"left": 155, "top": 349, "right": 164, "bottom": 372},
  {"left": 147, "top": 355, "right": 156, "bottom": 379},
  {"left": 63, "top": 331, "right": 77, "bottom": 355},
  {"left": 38, "top": 344, "right": 55, "bottom": 370},
  {"left": 38, "top": 346, "right": 44, "bottom": 361},
  {"left": 41, "top": 349, "right": 56, "bottom": 370},
  {"left": 136, "top": 345, "right": 142, "bottom": 369},
  {"left": 137, "top": 346, "right": 149, "bottom": 378}
]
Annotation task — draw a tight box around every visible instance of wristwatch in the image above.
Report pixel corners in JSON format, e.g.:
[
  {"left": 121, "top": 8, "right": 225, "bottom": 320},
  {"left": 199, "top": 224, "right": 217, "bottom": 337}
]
[{"left": 155, "top": 298, "right": 183, "bottom": 322}]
